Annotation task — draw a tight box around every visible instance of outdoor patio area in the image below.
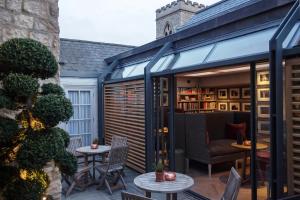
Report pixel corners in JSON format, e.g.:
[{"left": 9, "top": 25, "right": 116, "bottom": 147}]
[{"left": 62, "top": 168, "right": 201, "bottom": 200}]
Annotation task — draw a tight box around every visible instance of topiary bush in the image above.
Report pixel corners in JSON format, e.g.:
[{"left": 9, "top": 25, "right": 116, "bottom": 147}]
[
  {"left": 16, "top": 128, "right": 65, "bottom": 170},
  {"left": 0, "top": 93, "right": 12, "bottom": 109},
  {"left": 0, "top": 38, "right": 58, "bottom": 79},
  {"left": 53, "top": 127, "right": 70, "bottom": 147},
  {"left": 0, "top": 38, "right": 76, "bottom": 200},
  {"left": 0, "top": 117, "right": 19, "bottom": 147},
  {"left": 2, "top": 73, "right": 39, "bottom": 101},
  {"left": 41, "top": 83, "right": 65, "bottom": 96},
  {"left": 55, "top": 151, "right": 78, "bottom": 176},
  {"left": 3, "top": 170, "right": 49, "bottom": 200},
  {"left": 32, "top": 94, "right": 73, "bottom": 127}
]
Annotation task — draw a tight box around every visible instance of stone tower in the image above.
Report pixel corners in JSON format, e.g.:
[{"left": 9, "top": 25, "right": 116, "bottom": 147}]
[{"left": 156, "top": 0, "right": 204, "bottom": 39}]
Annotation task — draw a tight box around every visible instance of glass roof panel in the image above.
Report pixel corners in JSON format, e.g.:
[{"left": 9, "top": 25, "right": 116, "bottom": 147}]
[
  {"left": 122, "top": 65, "right": 136, "bottom": 78},
  {"left": 205, "top": 27, "right": 277, "bottom": 63},
  {"left": 283, "top": 22, "right": 300, "bottom": 48},
  {"left": 151, "top": 54, "right": 175, "bottom": 72},
  {"left": 127, "top": 61, "right": 150, "bottom": 77},
  {"left": 110, "top": 69, "right": 122, "bottom": 79},
  {"left": 172, "top": 44, "right": 214, "bottom": 69}
]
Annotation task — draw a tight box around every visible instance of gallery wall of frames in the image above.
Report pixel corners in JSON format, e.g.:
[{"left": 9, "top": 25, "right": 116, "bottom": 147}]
[
  {"left": 176, "top": 85, "right": 251, "bottom": 113},
  {"left": 256, "top": 70, "right": 270, "bottom": 139}
]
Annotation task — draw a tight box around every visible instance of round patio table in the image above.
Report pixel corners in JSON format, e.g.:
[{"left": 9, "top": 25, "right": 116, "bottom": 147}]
[
  {"left": 231, "top": 142, "right": 268, "bottom": 182},
  {"left": 134, "top": 172, "right": 194, "bottom": 200},
  {"left": 76, "top": 145, "right": 111, "bottom": 181}
]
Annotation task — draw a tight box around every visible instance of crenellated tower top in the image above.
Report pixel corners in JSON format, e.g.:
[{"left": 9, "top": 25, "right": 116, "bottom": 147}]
[{"left": 156, "top": 0, "right": 204, "bottom": 39}]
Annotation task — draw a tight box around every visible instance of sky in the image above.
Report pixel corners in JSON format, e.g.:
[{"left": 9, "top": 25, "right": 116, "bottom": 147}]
[{"left": 59, "top": 0, "right": 220, "bottom": 46}]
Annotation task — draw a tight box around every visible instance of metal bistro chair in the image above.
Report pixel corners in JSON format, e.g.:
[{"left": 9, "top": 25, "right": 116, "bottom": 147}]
[
  {"left": 121, "top": 191, "right": 154, "bottom": 200},
  {"left": 221, "top": 167, "right": 242, "bottom": 200},
  {"left": 96, "top": 144, "right": 129, "bottom": 194},
  {"left": 64, "top": 136, "right": 92, "bottom": 197}
]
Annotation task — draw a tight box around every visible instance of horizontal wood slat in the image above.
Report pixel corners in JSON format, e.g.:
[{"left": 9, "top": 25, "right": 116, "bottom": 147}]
[
  {"left": 287, "top": 63, "right": 300, "bottom": 194},
  {"left": 104, "top": 80, "right": 146, "bottom": 173}
]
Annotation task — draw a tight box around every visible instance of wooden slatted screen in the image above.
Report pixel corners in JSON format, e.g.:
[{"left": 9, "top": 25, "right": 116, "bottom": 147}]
[
  {"left": 104, "top": 80, "right": 146, "bottom": 173},
  {"left": 286, "top": 59, "right": 300, "bottom": 194}
]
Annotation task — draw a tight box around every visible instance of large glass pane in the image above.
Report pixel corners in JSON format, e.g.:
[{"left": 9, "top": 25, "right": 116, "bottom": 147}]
[
  {"left": 206, "top": 27, "right": 277, "bottom": 63},
  {"left": 255, "top": 64, "right": 271, "bottom": 200},
  {"left": 80, "top": 91, "right": 91, "bottom": 104},
  {"left": 67, "top": 90, "right": 93, "bottom": 145},
  {"left": 283, "top": 22, "right": 300, "bottom": 48},
  {"left": 151, "top": 54, "right": 175, "bottom": 72},
  {"left": 68, "top": 91, "right": 79, "bottom": 104},
  {"left": 110, "top": 69, "right": 122, "bottom": 79},
  {"left": 121, "top": 65, "right": 136, "bottom": 78},
  {"left": 172, "top": 44, "right": 214, "bottom": 69},
  {"left": 128, "top": 61, "right": 150, "bottom": 77}
]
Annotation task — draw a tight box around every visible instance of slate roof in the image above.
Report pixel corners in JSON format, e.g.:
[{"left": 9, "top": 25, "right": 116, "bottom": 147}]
[
  {"left": 178, "top": 0, "right": 262, "bottom": 31},
  {"left": 59, "top": 38, "right": 135, "bottom": 78}
]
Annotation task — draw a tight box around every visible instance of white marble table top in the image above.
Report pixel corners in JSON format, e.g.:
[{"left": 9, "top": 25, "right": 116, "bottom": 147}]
[
  {"left": 134, "top": 172, "right": 194, "bottom": 193},
  {"left": 76, "top": 145, "right": 111, "bottom": 155}
]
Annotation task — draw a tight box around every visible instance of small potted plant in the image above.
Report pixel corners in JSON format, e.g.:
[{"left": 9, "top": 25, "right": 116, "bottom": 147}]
[
  {"left": 154, "top": 161, "right": 165, "bottom": 182},
  {"left": 91, "top": 138, "right": 99, "bottom": 149}
]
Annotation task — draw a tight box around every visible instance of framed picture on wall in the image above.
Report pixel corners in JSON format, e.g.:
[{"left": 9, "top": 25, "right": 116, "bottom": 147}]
[
  {"left": 257, "top": 88, "right": 270, "bottom": 101},
  {"left": 229, "top": 102, "right": 240, "bottom": 111},
  {"left": 161, "top": 78, "right": 168, "bottom": 91},
  {"left": 258, "top": 121, "right": 270, "bottom": 134},
  {"left": 257, "top": 71, "right": 270, "bottom": 85},
  {"left": 162, "top": 93, "right": 168, "bottom": 106},
  {"left": 218, "top": 102, "right": 228, "bottom": 111},
  {"left": 258, "top": 105, "right": 270, "bottom": 118},
  {"left": 242, "top": 103, "right": 251, "bottom": 112},
  {"left": 229, "top": 88, "right": 240, "bottom": 99},
  {"left": 218, "top": 89, "right": 228, "bottom": 99},
  {"left": 242, "top": 88, "right": 250, "bottom": 99}
]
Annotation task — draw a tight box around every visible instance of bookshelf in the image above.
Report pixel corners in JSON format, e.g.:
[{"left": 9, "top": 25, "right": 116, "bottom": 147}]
[{"left": 177, "top": 87, "right": 217, "bottom": 113}]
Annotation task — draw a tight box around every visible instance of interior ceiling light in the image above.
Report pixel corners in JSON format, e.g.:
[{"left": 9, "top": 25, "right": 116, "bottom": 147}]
[
  {"left": 184, "top": 72, "right": 216, "bottom": 77},
  {"left": 218, "top": 66, "right": 250, "bottom": 73}
]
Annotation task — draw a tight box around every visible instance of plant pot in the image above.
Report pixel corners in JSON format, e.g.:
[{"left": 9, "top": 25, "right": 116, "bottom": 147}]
[
  {"left": 155, "top": 171, "right": 165, "bottom": 182},
  {"left": 91, "top": 144, "right": 98, "bottom": 149}
]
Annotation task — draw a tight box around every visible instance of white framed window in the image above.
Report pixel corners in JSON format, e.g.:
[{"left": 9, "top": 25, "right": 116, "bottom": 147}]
[{"left": 60, "top": 78, "right": 98, "bottom": 146}]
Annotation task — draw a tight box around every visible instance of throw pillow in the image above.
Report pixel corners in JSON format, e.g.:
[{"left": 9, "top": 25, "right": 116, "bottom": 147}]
[{"left": 226, "top": 122, "right": 246, "bottom": 140}]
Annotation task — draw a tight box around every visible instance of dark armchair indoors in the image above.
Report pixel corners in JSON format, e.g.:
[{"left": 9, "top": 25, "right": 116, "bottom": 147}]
[{"left": 175, "top": 112, "right": 250, "bottom": 177}]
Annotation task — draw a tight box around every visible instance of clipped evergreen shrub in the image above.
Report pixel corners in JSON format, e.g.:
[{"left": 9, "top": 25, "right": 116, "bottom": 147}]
[
  {"left": 3, "top": 170, "right": 49, "bottom": 200},
  {"left": 32, "top": 94, "right": 73, "bottom": 127},
  {"left": 2, "top": 73, "right": 39, "bottom": 100},
  {"left": 0, "top": 165, "right": 18, "bottom": 188},
  {"left": 55, "top": 151, "right": 78, "bottom": 176},
  {"left": 0, "top": 93, "right": 12, "bottom": 109},
  {"left": 0, "top": 38, "right": 58, "bottom": 79},
  {"left": 53, "top": 127, "right": 70, "bottom": 147},
  {"left": 0, "top": 117, "right": 19, "bottom": 146},
  {"left": 41, "top": 83, "right": 65, "bottom": 96},
  {"left": 16, "top": 129, "right": 65, "bottom": 170}
]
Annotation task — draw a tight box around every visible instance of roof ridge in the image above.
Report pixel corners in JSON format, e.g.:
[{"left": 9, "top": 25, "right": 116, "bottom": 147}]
[{"left": 60, "top": 38, "right": 136, "bottom": 48}]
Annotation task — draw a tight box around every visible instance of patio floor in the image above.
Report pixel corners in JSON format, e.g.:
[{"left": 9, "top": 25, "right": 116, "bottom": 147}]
[{"left": 62, "top": 168, "right": 202, "bottom": 200}]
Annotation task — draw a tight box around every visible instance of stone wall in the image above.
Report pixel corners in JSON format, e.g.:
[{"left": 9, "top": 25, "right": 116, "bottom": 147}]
[
  {"left": 0, "top": 0, "right": 61, "bottom": 199},
  {"left": 0, "top": 0, "right": 60, "bottom": 60},
  {"left": 156, "top": 0, "right": 204, "bottom": 39}
]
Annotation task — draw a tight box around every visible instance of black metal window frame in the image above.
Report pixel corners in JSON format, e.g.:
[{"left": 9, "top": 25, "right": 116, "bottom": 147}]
[
  {"left": 98, "top": 2, "right": 300, "bottom": 199},
  {"left": 269, "top": 0, "right": 300, "bottom": 198}
]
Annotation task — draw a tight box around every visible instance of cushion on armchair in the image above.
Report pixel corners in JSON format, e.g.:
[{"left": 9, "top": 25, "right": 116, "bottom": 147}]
[
  {"left": 208, "top": 139, "right": 243, "bottom": 156},
  {"left": 225, "top": 122, "right": 246, "bottom": 140}
]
